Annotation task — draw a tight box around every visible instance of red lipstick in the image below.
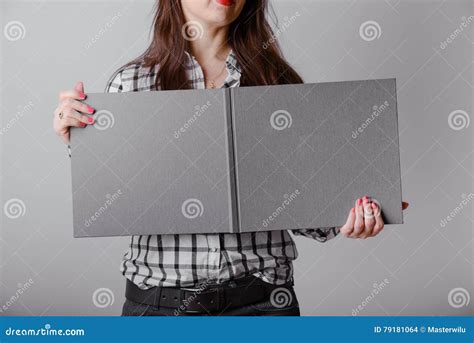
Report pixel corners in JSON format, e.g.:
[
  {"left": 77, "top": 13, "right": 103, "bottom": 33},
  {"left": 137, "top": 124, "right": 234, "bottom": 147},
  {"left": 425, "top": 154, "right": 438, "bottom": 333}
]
[{"left": 216, "top": 0, "right": 235, "bottom": 6}]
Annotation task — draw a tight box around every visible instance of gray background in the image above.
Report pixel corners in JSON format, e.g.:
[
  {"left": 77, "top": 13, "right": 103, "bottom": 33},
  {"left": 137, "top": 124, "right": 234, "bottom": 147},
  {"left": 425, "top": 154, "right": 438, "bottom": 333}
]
[{"left": 1, "top": 0, "right": 472, "bottom": 316}]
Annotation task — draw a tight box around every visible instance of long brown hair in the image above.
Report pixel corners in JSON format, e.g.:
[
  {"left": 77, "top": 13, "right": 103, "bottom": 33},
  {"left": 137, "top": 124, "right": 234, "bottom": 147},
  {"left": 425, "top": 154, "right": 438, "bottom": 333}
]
[{"left": 120, "top": 0, "right": 303, "bottom": 90}]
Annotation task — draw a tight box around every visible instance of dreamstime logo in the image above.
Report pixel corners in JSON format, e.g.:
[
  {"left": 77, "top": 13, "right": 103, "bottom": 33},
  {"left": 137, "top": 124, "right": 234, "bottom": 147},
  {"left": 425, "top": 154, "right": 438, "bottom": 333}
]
[
  {"left": 4, "top": 198, "right": 26, "bottom": 219},
  {"left": 84, "top": 190, "right": 122, "bottom": 228},
  {"left": 440, "top": 193, "right": 473, "bottom": 228},
  {"left": 0, "top": 279, "right": 34, "bottom": 314},
  {"left": 262, "top": 12, "right": 300, "bottom": 49},
  {"left": 269, "top": 287, "right": 293, "bottom": 308},
  {"left": 270, "top": 110, "right": 292, "bottom": 131},
  {"left": 84, "top": 11, "right": 123, "bottom": 50},
  {"left": 94, "top": 110, "right": 115, "bottom": 131},
  {"left": 440, "top": 16, "right": 474, "bottom": 50},
  {"left": 181, "top": 198, "right": 204, "bottom": 219},
  {"left": 262, "top": 190, "right": 300, "bottom": 229},
  {"left": 448, "top": 287, "right": 470, "bottom": 308},
  {"left": 448, "top": 110, "right": 470, "bottom": 131},
  {"left": 364, "top": 198, "right": 381, "bottom": 220},
  {"left": 174, "top": 101, "right": 212, "bottom": 139},
  {"left": 0, "top": 101, "right": 34, "bottom": 136},
  {"left": 4, "top": 21, "right": 26, "bottom": 41},
  {"left": 352, "top": 101, "right": 390, "bottom": 139},
  {"left": 174, "top": 280, "right": 210, "bottom": 316},
  {"left": 352, "top": 278, "right": 390, "bottom": 316},
  {"left": 4, "top": 323, "right": 85, "bottom": 336},
  {"left": 92, "top": 288, "right": 115, "bottom": 308},
  {"left": 359, "top": 21, "right": 382, "bottom": 42},
  {"left": 181, "top": 21, "right": 203, "bottom": 41}
]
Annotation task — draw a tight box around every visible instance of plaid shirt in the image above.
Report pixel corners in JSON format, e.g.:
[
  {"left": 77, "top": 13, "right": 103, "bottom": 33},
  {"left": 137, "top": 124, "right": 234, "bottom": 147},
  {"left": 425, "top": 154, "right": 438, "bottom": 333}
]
[{"left": 105, "top": 50, "right": 340, "bottom": 289}]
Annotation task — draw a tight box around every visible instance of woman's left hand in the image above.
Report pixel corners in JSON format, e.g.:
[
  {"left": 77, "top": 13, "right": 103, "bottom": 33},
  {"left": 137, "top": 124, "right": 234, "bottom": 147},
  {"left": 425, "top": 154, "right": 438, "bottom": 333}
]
[{"left": 339, "top": 196, "right": 409, "bottom": 239}]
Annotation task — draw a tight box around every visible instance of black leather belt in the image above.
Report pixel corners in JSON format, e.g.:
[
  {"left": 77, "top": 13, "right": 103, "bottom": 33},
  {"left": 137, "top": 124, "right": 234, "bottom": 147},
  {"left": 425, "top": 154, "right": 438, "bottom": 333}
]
[{"left": 125, "top": 275, "right": 293, "bottom": 314}]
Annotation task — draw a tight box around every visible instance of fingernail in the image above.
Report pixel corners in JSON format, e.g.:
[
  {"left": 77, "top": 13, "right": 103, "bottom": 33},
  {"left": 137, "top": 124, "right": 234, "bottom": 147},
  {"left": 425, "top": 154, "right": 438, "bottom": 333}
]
[
  {"left": 87, "top": 106, "right": 95, "bottom": 113},
  {"left": 351, "top": 207, "right": 355, "bottom": 213},
  {"left": 79, "top": 92, "right": 86, "bottom": 99},
  {"left": 357, "top": 198, "right": 362, "bottom": 206},
  {"left": 371, "top": 203, "right": 377, "bottom": 209},
  {"left": 88, "top": 117, "right": 94, "bottom": 123},
  {"left": 364, "top": 195, "right": 369, "bottom": 200},
  {"left": 363, "top": 198, "right": 369, "bottom": 204}
]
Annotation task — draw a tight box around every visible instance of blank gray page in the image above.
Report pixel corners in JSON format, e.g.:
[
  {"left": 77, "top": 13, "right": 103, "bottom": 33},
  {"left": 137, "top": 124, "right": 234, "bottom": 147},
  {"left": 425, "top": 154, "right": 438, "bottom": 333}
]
[
  {"left": 230, "top": 79, "right": 403, "bottom": 232},
  {"left": 71, "top": 89, "right": 234, "bottom": 237}
]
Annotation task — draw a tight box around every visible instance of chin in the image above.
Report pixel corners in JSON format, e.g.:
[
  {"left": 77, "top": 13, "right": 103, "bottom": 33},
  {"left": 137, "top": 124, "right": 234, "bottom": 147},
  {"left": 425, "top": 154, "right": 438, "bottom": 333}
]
[{"left": 181, "top": 0, "right": 245, "bottom": 28}]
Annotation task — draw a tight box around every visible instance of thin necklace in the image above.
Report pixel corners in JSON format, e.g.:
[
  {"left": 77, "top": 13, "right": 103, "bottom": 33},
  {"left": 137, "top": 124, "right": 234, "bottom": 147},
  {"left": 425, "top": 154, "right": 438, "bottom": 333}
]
[{"left": 207, "top": 62, "right": 227, "bottom": 89}]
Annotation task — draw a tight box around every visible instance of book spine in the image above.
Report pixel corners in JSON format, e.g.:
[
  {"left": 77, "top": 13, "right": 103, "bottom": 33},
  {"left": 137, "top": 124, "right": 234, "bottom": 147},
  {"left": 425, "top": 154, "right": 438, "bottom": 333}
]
[{"left": 225, "top": 88, "right": 240, "bottom": 233}]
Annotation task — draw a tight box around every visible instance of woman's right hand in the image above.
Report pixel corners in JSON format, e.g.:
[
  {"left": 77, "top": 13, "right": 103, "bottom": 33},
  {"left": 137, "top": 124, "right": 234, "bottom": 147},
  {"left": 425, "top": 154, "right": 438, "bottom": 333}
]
[{"left": 53, "top": 81, "right": 95, "bottom": 144}]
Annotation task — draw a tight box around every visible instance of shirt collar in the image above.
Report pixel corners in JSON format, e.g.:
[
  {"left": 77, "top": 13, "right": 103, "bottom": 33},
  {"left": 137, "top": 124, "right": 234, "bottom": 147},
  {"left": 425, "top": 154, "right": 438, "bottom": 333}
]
[{"left": 185, "top": 49, "right": 241, "bottom": 82}]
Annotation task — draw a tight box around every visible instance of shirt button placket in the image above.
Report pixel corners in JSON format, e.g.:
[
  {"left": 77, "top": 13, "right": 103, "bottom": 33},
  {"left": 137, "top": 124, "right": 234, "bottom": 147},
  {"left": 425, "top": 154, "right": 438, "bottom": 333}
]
[{"left": 207, "top": 235, "right": 221, "bottom": 281}]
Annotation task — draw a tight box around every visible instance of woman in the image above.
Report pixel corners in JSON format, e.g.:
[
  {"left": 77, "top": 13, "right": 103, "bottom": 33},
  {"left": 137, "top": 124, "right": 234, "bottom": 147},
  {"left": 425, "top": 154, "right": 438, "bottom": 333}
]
[{"left": 53, "top": 0, "right": 408, "bottom": 316}]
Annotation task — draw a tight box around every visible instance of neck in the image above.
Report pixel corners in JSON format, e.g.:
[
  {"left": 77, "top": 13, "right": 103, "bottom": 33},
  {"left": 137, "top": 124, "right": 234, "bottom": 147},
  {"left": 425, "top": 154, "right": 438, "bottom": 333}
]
[{"left": 189, "top": 25, "right": 231, "bottom": 63}]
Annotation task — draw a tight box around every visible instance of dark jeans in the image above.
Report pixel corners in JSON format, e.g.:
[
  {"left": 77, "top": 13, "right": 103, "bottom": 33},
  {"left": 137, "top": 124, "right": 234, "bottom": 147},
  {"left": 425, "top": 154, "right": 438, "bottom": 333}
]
[{"left": 122, "top": 282, "right": 300, "bottom": 316}]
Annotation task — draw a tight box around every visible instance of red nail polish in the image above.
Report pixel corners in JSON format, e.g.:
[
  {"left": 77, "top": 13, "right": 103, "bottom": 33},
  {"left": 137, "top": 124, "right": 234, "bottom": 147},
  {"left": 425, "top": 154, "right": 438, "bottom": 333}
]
[
  {"left": 364, "top": 195, "right": 369, "bottom": 200},
  {"left": 363, "top": 198, "right": 369, "bottom": 204},
  {"left": 88, "top": 106, "right": 95, "bottom": 113},
  {"left": 79, "top": 92, "right": 86, "bottom": 99},
  {"left": 88, "top": 117, "right": 94, "bottom": 123},
  {"left": 357, "top": 198, "right": 362, "bottom": 206},
  {"left": 371, "top": 203, "right": 377, "bottom": 209}
]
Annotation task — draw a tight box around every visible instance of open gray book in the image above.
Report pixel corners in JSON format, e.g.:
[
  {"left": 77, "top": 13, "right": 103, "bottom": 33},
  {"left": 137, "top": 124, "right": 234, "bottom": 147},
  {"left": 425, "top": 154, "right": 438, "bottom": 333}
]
[{"left": 70, "top": 78, "right": 403, "bottom": 237}]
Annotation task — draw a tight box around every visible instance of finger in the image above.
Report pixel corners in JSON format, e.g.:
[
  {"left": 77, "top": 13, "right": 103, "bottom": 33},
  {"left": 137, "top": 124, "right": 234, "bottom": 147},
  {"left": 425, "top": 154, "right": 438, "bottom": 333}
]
[
  {"left": 63, "top": 107, "right": 94, "bottom": 125},
  {"left": 58, "top": 98, "right": 95, "bottom": 117},
  {"left": 59, "top": 116, "right": 86, "bottom": 129},
  {"left": 362, "top": 196, "right": 375, "bottom": 238},
  {"left": 60, "top": 130, "right": 70, "bottom": 144},
  {"left": 402, "top": 202, "right": 409, "bottom": 210},
  {"left": 75, "top": 81, "right": 84, "bottom": 94},
  {"left": 55, "top": 118, "right": 86, "bottom": 144},
  {"left": 340, "top": 207, "right": 356, "bottom": 237},
  {"left": 352, "top": 198, "right": 364, "bottom": 236},
  {"left": 371, "top": 202, "right": 385, "bottom": 236},
  {"left": 58, "top": 89, "right": 86, "bottom": 101}
]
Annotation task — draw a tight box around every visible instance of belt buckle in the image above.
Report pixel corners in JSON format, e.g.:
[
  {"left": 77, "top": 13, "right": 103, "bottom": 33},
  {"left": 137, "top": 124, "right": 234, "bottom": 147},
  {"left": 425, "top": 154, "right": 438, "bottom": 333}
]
[{"left": 184, "top": 287, "right": 221, "bottom": 314}]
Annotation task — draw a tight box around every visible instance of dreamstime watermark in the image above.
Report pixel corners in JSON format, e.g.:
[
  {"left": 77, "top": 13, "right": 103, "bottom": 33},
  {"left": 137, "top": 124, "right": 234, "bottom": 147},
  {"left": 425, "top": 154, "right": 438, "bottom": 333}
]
[
  {"left": 261, "top": 189, "right": 300, "bottom": 229},
  {"left": 352, "top": 278, "right": 390, "bottom": 316},
  {"left": 93, "top": 109, "right": 115, "bottom": 131},
  {"left": 262, "top": 12, "right": 301, "bottom": 49},
  {"left": 92, "top": 288, "right": 115, "bottom": 308},
  {"left": 5, "top": 324, "right": 85, "bottom": 337},
  {"left": 181, "top": 21, "right": 203, "bottom": 41},
  {"left": 440, "top": 16, "right": 474, "bottom": 50},
  {"left": 359, "top": 20, "right": 382, "bottom": 42},
  {"left": 0, "top": 101, "right": 34, "bottom": 135},
  {"left": 352, "top": 101, "right": 390, "bottom": 139},
  {"left": 4, "top": 20, "right": 26, "bottom": 41},
  {"left": 4, "top": 198, "right": 26, "bottom": 219},
  {"left": 448, "top": 110, "right": 470, "bottom": 131},
  {"left": 84, "top": 11, "right": 123, "bottom": 50},
  {"left": 173, "top": 280, "right": 211, "bottom": 316},
  {"left": 181, "top": 198, "right": 204, "bottom": 219},
  {"left": 448, "top": 287, "right": 470, "bottom": 308},
  {"left": 364, "top": 198, "right": 381, "bottom": 220},
  {"left": 269, "top": 287, "right": 293, "bottom": 308},
  {"left": 174, "top": 101, "right": 212, "bottom": 139},
  {"left": 270, "top": 110, "right": 292, "bottom": 131},
  {"left": 84, "top": 190, "right": 122, "bottom": 227},
  {"left": 0, "top": 279, "right": 34, "bottom": 314},
  {"left": 439, "top": 193, "right": 473, "bottom": 228}
]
